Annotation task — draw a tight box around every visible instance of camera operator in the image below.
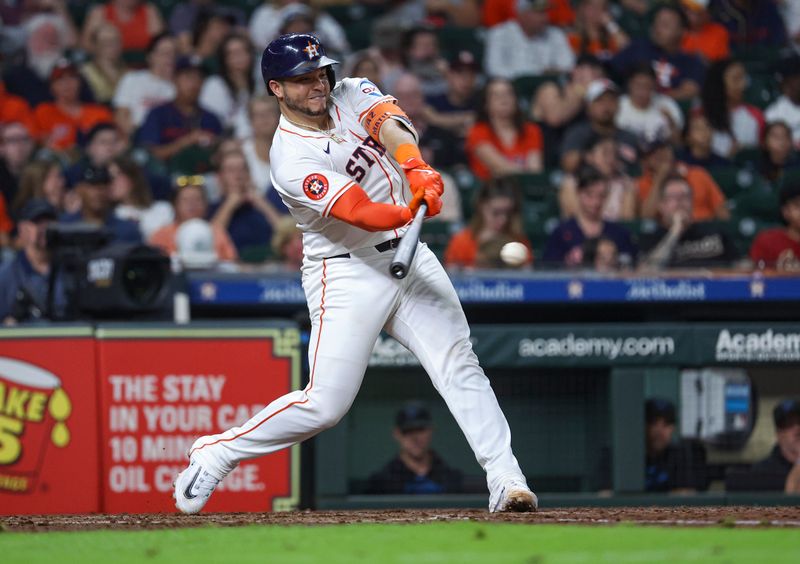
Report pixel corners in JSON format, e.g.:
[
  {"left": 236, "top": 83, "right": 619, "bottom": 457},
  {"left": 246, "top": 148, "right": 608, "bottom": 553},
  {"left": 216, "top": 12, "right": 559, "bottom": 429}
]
[
  {"left": 0, "top": 199, "right": 64, "bottom": 325},
  {"left": 60, "top": 164, "right": 142, "bottom": 244}
]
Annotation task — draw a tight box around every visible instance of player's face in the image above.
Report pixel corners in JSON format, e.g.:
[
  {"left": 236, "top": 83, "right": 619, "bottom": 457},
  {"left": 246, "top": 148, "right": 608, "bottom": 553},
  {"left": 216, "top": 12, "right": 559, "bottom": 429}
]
[
  {"left": 394, "top": 427, "right": 433, "bottom": 460},
  {"left": 776, "top": 416, "right": 800, "bottom": 463},
  {"left": 646, "top": 418, "right": 674, "bottom": 455},
  {"left": 277, "top": 67, "right": 331, "bottom": 118}
]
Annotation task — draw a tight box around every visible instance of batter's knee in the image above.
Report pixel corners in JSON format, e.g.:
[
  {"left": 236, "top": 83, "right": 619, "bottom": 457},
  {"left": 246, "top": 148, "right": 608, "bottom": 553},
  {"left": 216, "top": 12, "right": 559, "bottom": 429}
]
[{"left": 315, "top": 404, "right": 348, "bottom": 430}]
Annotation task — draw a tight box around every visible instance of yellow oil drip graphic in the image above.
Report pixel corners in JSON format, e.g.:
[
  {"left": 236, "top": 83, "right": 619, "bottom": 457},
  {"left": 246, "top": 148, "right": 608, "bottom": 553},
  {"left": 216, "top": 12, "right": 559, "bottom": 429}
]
[{"left": 48, "top": 388, "right": 72, "bottom": 448}]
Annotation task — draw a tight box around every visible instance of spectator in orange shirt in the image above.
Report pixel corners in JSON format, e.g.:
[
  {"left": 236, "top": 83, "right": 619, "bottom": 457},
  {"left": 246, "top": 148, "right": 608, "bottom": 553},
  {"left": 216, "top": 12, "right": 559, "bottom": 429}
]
[
  {"left": 0, "top": 82, "right": 34, "bottom": 133},
  {"left": 482, "top": 0, "right": 575, "bottom": 27},
  {"left": 445, "top": 177, "right": 532, "bottom": 269},
  {"left": 33, "top": 59, "right": 114, "bottom": 153},
  {"left": 0, "top": 192, "right": 12, "bottom": 249},
  {"left": 81, "top": 0, "right": 165, "bottom": 54},
  {"left": 149, "top": 179, "right": 238, "bottom": 262},
  {"left": 568, "top": 0, "right": 630, "bottom": 61},
  {"left": 680, "top": 0, "right": 730, "bottom": 62},
  {"left": 465, "top": 78, "right": 544, "bottom": 181},
  {"left": 637, "top": 134, "right": 729, "bottom": 221}
]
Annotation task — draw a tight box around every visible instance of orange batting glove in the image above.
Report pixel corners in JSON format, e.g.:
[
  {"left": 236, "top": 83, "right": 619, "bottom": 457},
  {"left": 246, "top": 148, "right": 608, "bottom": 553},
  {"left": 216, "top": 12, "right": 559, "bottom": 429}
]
[
  {"left": 408, "top": 186, "right": 442, "bottom": 218},
  {"left": 395, "top": 143, "right": 444, "bottom": 198}
]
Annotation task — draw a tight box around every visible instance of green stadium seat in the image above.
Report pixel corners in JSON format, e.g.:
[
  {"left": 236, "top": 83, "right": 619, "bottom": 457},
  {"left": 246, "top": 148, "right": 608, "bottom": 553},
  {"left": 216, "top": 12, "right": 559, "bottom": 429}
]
[
  {"left": 239, "top": 244, "right": 273, "bottom": 264},
  {"left": 448, "top": 167, "right": 482, "bottom": 220},
  {"left": 710, "top": 167, "right": 759, "bottom": 198},
  {"left": 730, "top": 186, "right": 781, "bottom": 222},
  {"left": 420, "top": 221, "right": 457, "bottom": 260},
  {"left": 513, "top": 171, "right": 556, "bottom": 199},
  {"left": 733, "top": 148, "right": 761, "bottom": 169},
  {"left": 616, "top": 9, "right": 648, "bottom": 39},
  {"left": 745, "top": 72, "right": 780, "bottom": 109}
]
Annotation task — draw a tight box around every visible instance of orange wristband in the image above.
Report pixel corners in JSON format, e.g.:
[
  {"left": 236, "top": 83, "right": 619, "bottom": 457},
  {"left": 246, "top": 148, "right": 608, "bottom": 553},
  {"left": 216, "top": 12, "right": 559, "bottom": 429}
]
[{"left": 394, "top": 143, "right": 422, "bottom": 165}]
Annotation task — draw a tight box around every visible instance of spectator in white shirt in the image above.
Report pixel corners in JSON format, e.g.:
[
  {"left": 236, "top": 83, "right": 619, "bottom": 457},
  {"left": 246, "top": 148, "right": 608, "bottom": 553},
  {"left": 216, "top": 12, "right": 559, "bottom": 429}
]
[
  {"left": 241, "top": 95, "right": 280, "bottom": 195},
  {"left": 112, "top": 32, "right": 176, "bottom": 139},
  {"left": 701, "top": 58, "right": 765, "bottom": 158},
  {"left": 616, "top": 63, "right": 684, "bottom": 143},
  {"left": 484, "top": 0, "right": 575, "bottom": 80},
  {"left": 249, "top": 1, "right": 349, "bottom": 60},
  {"left": 765, "top": 57, "right": 800, "bottom": 148},
  {"left": 199, "top": 31, "right": 262, "bottom": 137}
]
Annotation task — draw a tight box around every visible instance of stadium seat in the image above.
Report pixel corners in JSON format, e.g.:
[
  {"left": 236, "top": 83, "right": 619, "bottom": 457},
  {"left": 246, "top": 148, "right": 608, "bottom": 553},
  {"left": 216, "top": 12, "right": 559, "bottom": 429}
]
[
  {"left": 420, "top": 221, "right": 458, "bottom": 260},
  {"left": 239, "top": 244, "right": 273, "bottom": 264},
  {"left": 513, "top": 171, "right": 557, "bottom": 199},
  {"left": 744, "top": 72, "right": 780, "bottom": 110},
  {"left": 730, "top": 185, "right": 780, "bottom": 222},
  {"left": 710, "top": 167, "right": 758, "bottom": 198},
  {"left": 733, "top": 148, "right": 761, "bottom": 169},
  {"left": 447, "top": 167, "right": 482, "bottom": 220}
]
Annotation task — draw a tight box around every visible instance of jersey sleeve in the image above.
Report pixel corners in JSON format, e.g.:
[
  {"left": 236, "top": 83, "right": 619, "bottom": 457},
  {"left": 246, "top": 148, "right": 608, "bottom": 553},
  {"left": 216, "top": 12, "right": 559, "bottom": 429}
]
[
  {"left": 336, "top": 77, "right": 418, "bottom": 143},
  {"left": 271, "top": 154, "right": 357, "bottom": 218}
]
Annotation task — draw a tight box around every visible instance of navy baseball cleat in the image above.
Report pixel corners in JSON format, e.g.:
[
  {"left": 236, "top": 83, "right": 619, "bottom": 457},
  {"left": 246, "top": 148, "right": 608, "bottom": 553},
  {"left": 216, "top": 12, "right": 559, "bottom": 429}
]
[
  {"left": 173, "top": 458, "right": 220, "bottom": 514},
  {"left": 489, "top": 479, "right": 538, "bottom": 513}
]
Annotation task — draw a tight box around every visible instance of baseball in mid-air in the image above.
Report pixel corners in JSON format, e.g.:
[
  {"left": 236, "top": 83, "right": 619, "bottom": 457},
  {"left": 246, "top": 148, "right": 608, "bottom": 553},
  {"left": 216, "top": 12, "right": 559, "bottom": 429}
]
[{"left": 500, "top": 242, "right": 529, "bottom": 267}]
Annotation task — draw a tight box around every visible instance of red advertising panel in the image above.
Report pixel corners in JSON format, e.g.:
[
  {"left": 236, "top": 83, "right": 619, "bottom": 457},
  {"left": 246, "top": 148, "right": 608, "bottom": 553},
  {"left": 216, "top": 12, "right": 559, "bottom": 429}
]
[
  {"left": 96, "top": 326, "right": 300, "bottom": 514},
  {"left": 0, "top": 327, "right": 100, "bottom": 514}
]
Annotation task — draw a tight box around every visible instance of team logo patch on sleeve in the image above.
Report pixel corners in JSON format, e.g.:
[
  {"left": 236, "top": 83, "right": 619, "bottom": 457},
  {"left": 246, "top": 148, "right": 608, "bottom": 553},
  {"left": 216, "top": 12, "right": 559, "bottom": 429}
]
[{"left": 303, "top": 173, "right": 329, "bottom": 200}]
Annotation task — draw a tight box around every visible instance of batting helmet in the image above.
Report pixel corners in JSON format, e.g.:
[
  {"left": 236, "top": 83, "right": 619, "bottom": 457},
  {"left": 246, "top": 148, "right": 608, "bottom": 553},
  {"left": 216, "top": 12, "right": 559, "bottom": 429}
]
[{"left": 261, "top": 33, "right": 338, "bottom": 95}]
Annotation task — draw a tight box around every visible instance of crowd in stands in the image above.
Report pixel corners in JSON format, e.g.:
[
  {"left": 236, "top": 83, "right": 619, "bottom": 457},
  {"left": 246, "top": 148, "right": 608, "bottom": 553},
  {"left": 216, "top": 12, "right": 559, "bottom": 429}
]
[{"left": 1, "top": 0, "right": 800, "bottom": 277}]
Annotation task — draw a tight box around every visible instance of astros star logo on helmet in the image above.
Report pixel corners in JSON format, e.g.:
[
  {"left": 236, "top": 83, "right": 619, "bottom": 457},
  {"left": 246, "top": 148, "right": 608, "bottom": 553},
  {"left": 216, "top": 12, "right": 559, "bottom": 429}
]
[{"left": 303, "top": 41, "right": 319, "bottom": 59}]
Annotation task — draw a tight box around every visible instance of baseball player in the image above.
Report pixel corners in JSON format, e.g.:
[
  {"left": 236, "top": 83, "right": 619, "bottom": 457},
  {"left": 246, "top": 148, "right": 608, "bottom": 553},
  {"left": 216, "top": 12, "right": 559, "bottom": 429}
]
[{"left": 174, "top": 33, "right": 536, "bottom": 514}]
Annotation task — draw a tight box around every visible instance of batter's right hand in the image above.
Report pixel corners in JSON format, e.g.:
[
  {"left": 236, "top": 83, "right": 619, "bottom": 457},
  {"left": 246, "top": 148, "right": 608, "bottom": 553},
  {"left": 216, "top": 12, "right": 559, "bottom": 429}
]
[{"left": 409, "top": 186, "right": 442, "bottom": 218}]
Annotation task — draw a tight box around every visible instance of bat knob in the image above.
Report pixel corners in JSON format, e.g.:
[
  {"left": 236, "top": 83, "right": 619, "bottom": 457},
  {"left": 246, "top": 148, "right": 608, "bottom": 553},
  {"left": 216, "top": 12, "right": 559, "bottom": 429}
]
[{"left": 390, "top": 262, "right": 407, "bottom": 279}]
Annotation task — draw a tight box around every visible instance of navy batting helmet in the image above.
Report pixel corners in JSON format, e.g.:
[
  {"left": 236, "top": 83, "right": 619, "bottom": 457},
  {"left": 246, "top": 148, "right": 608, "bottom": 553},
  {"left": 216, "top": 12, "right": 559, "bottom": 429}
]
[{"left": 261, "top": 33, "right": 338, "bottom": 95}]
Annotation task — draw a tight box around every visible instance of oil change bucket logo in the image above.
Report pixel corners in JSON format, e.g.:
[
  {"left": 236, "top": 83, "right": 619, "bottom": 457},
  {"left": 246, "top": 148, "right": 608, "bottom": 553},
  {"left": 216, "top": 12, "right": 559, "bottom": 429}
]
[
  {"left": 0, "top": 357, "right": 72, "bottom": 493},
  {"left": 716, "top": 329, "right": 800, "bottom": 362}
]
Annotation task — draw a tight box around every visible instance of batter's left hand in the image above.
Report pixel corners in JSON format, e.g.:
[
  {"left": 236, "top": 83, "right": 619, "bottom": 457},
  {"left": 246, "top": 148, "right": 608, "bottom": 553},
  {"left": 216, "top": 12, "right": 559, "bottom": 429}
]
[
  {"left": 409, "top": 186, "right": 442, "bottom": 218},
  {"left": 400, "top": 157, "right": 444, "bottom": 200}
]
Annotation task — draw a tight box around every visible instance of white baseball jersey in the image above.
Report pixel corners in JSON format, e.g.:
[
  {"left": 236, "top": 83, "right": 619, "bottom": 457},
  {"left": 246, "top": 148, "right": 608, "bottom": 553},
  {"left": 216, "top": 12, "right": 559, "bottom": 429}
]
[
  {"left": 270, "top": 78, "right": 418, "bottom": 259},
  {"left": 184, "top": 74, "right": 530, "bottom": 510}
]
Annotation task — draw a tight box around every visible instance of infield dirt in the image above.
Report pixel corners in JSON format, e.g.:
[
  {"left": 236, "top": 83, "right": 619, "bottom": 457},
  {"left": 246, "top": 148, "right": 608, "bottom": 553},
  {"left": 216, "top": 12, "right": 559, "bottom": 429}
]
[{"left": 2, "top": 507, "right": 800, "bottom": 532}]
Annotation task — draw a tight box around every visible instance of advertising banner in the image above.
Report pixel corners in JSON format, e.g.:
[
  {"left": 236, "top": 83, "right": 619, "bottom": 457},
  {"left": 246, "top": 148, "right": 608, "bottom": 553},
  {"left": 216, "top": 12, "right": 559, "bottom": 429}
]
[
  {"left": 0, "top": 327, "right": 100, "bottom": 514},
  {"left": 368, "top": 323, "right": 800, "bottom": 368},
  {"left": 95, "top": 325, "right": 301, "bottom": 513}
]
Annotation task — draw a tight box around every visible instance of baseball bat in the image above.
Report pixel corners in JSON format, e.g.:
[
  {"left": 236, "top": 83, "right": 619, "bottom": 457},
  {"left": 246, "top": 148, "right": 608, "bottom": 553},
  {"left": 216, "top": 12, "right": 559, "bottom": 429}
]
[{"left": 390, "top": 204, "right": 427, "bottom": 279}]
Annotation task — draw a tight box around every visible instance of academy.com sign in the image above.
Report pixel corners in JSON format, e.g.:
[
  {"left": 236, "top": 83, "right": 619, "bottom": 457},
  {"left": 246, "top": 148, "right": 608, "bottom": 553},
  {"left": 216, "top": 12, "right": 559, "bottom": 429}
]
[
  {"left": 716, "top": 329, "right": 800, "bottom": 362},
  {"left": 519, "top": 334, "right": 675, "bottom": 360}
]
